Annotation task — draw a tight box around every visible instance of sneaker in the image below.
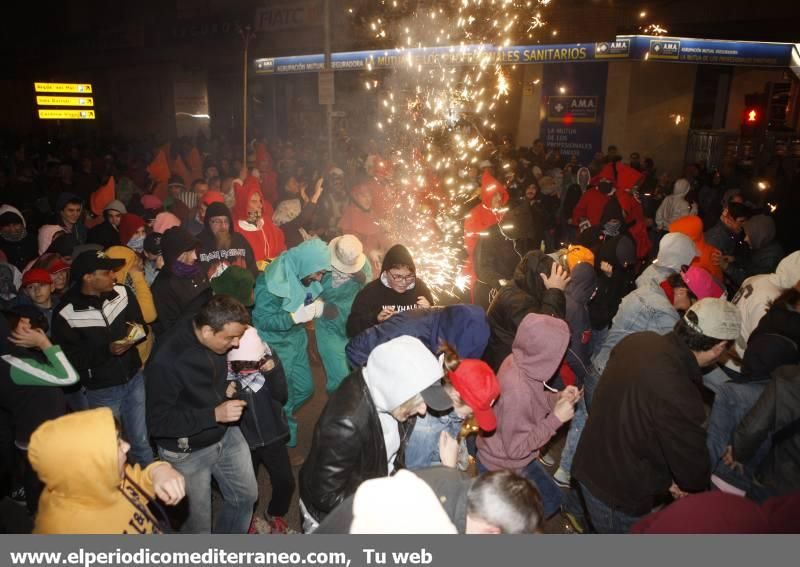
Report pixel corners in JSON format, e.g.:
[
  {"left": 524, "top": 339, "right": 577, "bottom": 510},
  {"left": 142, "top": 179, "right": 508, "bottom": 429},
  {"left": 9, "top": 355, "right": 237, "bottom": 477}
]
[
  {"left": 553, "top": 467, "right": 571, "bottom": 488},
  {"left": 9, "top": 486, "right": 26, "bottom": 506},
  {"left": 265, "top": 515, "right": 298, "bottom": 534},
  {"left": 538, "top": 453, "right": 555, "bottom": 467}
]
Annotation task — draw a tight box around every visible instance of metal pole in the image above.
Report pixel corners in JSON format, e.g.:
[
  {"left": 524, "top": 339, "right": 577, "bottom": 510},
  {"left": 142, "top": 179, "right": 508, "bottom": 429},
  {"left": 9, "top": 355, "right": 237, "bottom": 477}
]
[
  {"left": 324, "top": 0, "right": 333, "bottom": 165},
  {"left": 242, "top": 27, "right": 250, "bottom": 167}
]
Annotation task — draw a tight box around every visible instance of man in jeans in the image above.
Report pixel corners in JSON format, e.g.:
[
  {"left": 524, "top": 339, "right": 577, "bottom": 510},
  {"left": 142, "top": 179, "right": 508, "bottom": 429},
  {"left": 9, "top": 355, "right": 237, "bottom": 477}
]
[
  {"left": 51, "top": 250, "right": 151, "bottom": 466},
  {"left": 572, "top": 298, "right": 741, "bottom": 533},
  {"left": 146, "top": 295, "right": 256, "bottom": 533}
]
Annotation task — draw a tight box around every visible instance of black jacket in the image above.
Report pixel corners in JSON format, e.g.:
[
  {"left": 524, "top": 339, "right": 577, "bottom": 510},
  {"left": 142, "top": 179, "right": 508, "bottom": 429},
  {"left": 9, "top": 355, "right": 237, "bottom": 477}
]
[
  {"left": 150, "top": 229, "right": 212, "bottom": 337},
  {"left": 483, "top": 251, "right": 566, "bottom": 371},
  {"left": 573, "top": 331, "right": 710, "bottom": 515},
  {"left": 739, "top": 303, "right": 800, "bottom": 383},
  {"left": 346, "top": 277, "right": 434, "bottom": 338},
  {"left": 197, "top": 202, "right": 257, "bottom": 278},
  {"left": 315, "top": 467, "right": 472, "bottom": 533},
  {"left": 733, "top": 364, "right": 800, "bottom": 497},
  {"left": 51, "top": 284, "right": 144, "bottom": 390},
  {"left": 87, "top": 221, "right": 121, "bottom": 249},
  {"left": 299, "top": 369, "right": 412, "bottom": 522},
  {"left": 0, "top": 233, "right": 38, "bottom": 272},
  {"left": 232, "top": 355, "right": 289, "bottom": 450},
  {"left": 145, "top": 317, "right": 228, "bottom": 452}
]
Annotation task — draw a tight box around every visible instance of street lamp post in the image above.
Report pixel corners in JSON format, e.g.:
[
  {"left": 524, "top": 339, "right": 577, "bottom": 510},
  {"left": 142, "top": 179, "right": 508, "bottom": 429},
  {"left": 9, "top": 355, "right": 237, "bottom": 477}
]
[{"left": 239, "top": 24, "right": 255, "bottom": 167}]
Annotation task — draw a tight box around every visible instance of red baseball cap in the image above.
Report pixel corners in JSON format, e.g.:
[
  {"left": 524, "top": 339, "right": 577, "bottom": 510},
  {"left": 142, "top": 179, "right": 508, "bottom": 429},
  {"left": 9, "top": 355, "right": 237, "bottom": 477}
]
[
  {"left": 22, "top": 268, "right": 53, "bottom": 287},
  {"left": 448, "top": 359, "right": 500, "bottom": 431},
  {"left": 46, "top": 258, "right": 71, "bottom": 274}
]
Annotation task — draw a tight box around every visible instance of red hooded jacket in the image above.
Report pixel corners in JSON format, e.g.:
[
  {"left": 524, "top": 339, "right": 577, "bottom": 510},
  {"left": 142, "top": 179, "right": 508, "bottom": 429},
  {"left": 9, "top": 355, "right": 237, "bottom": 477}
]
[{"left": 232, "top": 176, "right": 286, "bottom": 263}]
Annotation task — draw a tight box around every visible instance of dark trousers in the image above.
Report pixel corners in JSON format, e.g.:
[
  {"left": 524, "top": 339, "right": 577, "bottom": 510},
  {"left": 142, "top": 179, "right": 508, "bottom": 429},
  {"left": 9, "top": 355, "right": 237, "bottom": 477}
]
[{"left": 252, "top": 442, "right": 295, "bottom": 518}]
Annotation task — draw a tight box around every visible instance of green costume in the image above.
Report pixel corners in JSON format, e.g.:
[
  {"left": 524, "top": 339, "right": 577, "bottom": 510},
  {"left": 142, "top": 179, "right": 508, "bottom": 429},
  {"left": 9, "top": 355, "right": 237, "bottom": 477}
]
[
  {"left": 252, "top": 239, "right": 330, "bottom": 447},
  {"left": 315, "top": 262, "right": 372, "bottom": 392}
]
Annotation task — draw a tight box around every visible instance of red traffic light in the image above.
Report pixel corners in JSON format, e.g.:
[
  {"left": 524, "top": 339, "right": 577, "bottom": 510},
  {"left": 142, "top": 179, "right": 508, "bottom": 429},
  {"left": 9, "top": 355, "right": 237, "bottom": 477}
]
[{"left": 746, "top": 108, "right": 759, "bottom": 123}]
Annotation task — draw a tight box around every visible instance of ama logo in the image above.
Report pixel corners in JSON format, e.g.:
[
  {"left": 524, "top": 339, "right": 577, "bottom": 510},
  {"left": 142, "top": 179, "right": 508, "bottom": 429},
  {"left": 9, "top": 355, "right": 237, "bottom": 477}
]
[
  {"left": 649, "top": 39, "right": 680, "bottom": 59},
  {"left": 595, "top": 39, "right": 630, "bottom": 58}
]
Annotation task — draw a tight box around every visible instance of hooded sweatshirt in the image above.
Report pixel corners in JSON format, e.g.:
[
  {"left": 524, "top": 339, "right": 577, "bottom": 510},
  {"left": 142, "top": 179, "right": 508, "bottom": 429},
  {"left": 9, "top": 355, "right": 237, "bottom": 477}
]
[
  {"left": 38, "top": 225, "right": 66, "bottom": 256},
  {"left": 655, "top": 179, "right": 697, "bottom": 230},
  {"left": 150, "top": 227, "right": 212, "bottom": 336},
  {"left": 346, "top": 244, "right": 434, "bottom": 337},
  {"left": 197, "top": 202, "right": 257, "bottom": 279},
  {"left": 30, "top": 408, "right": 170, "bottom": 534},
  {"left": 669, "top": 215, "right": 723, "bottom": 280},
  {"left": 232, "top": 176, "right": 286, "bottom": 264},
  {"left": 299, "top": 336, "right": 443, "bottom": 518},
  {"left": 726, "top": 215, "right": 785, "bottom": 287},
  {"left": 0, "top": 205, "right": 39, "bottom": 270},
  {"left": 725, "top": 250, "right": 800, "bottom": 372},
  {"left": 346, "top": 305, "right": 490, "bottom": 368},
  {"left": 363, "top": 336, "right": 445, "bottom": 468},
  {"left": 483, "top": 250, "right": 566, "bottom": 371},
  {"left": 260, "top": 238, "right": 332, "bottom": 314},
  {"left": 565, "top": 262, "right": 597, "bottom": 371},
  {"left": 636, "top": 232, "right": 697, "bottom": 291},
  {"left": 477, "top": 314, "right": 570, "bottom": 472},
  {"left": 105, "top": 246, "right": 157, "bottom": 363}
]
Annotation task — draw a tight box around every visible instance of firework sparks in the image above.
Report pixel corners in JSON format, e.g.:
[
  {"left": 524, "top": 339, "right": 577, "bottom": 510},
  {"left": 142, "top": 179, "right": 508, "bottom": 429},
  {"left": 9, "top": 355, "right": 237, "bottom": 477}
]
[{"left": 349, "top": 1, "right": 554, "bottom": 299}]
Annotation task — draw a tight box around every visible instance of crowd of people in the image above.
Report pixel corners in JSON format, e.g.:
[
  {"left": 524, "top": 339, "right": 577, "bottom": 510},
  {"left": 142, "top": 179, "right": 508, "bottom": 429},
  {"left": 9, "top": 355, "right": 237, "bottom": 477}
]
[{"left": 0, "top": 132, "right": 799, "bottom": 535}]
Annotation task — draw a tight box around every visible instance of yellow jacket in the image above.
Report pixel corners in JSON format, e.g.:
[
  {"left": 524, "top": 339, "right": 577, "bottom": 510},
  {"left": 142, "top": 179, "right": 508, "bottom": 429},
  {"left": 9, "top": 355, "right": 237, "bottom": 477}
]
[
  {"left": 29, "top": 408, "right": 169, "bottom": 534},
  {"left": 105, "top": 246, "right": 157, "bottom": 363}
]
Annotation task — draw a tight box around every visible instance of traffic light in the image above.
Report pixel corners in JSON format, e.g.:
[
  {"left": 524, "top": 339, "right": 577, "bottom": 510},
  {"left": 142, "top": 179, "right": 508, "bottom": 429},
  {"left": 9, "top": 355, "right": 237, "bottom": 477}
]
[{"left": 741, "top": 93, "right": 766, "bottom": 137}]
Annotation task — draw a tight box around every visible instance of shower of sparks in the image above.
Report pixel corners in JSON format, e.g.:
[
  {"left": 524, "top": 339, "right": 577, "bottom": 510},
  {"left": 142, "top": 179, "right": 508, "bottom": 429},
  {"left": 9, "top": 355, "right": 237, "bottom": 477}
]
[
  {"left": 349, "top": 0, "right": 553, "bottom": 298},
  {"left": 640, "top": 23, "right": 669, "bottom": 35}
]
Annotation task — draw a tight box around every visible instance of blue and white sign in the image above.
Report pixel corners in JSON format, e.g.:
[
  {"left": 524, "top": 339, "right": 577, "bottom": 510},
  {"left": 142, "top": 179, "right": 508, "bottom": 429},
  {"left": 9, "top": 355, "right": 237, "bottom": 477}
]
[
  {"left": 595, "top": 39, "right": 631, "bottom": 59},
  {"left": 255, "top": 36, "right": 796, "bottom": 76},
  {"left": 622, "top": 35, "right": 793, "bottom": 67},
  {"left": 540, "top": 63, "right": 608, "bottom": 165}
]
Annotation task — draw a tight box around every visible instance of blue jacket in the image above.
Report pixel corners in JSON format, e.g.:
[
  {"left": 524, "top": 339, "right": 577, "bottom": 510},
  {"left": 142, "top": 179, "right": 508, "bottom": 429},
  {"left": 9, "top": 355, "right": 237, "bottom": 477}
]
[{"left": 346, "top": 304, "right": 490, "bottom": 368}]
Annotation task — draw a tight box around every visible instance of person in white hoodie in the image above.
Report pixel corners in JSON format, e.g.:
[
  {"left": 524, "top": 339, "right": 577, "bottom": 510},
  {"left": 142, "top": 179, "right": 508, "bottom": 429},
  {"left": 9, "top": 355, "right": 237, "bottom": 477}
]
[
  {"left": 655, "top": 178, "right": 698, "bottom": 231},
  {"left": 636, "top": 232, "right": 698, "bottom": 292},
  {"left": 298, "top": 335, "right": 451, "bottom": 531}
]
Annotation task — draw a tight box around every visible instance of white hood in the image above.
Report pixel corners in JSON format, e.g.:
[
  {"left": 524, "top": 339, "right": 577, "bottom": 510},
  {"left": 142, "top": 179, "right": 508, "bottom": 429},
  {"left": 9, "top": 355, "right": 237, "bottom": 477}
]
[
  {"left": 672, "top": 178, "right": 691, "bottom": 198},
  {"left": 0, "top": 205, "right": 26, "bottom": 228},
  {"left": 363, "top": 336, "right": 443, "bottom": 412}
]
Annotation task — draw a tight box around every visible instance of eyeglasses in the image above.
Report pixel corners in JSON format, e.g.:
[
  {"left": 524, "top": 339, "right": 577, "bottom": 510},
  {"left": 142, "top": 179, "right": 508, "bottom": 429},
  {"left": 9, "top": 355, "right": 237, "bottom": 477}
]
[{"left": 387, "top": 271, "right": 416, "bottom": 283}]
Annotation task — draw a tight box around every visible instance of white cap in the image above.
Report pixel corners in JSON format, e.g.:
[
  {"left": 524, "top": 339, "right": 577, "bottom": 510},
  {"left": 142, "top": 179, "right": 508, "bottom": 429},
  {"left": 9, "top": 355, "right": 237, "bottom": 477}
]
[
  {"left": 350, "top": 470, "right": 458, "bottom": 534},
  {"left": 329, "top": 235, "right": 366, "bottom": 274},
  {"left": 227, "top": 326, "right": 268, "bottom": 362},
  {"left": 684, "top": 298, "right": 741, "bottom": 341}
]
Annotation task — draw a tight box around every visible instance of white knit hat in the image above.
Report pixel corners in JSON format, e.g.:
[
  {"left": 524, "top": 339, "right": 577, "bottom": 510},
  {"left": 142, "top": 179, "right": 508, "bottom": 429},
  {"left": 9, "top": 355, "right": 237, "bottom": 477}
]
[
  {"left": 227, "top": 326, "right": 268, "bottom": 362},
  {"left": 350, "top": 470, "right": 458, "bottom": 534},
  {"left": 329, "top": 235, "right": 366, "bottom": 274}
]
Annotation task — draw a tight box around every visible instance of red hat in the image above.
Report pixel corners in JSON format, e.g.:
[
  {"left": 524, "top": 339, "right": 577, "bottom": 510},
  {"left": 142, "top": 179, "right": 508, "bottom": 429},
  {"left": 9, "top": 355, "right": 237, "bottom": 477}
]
[
  {"left": 118, "top": 214, "right": 145, "bottom": 246},
  {"left": 46, "top": 258, "right": 70, "bottom": 274},
  {"left": 448, "top": 359, "right": 500, "bottom": 431},
  {"left": 22, "top": 268, "right": 53, "bottom": 287},
  {"left": 201, "top": 190, "right": 226, "bottom": 206}
]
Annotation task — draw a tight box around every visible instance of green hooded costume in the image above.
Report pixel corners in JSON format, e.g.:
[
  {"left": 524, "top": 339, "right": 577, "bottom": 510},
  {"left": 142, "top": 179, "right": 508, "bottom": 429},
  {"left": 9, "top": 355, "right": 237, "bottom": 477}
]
[
  {"left": 315, "top": 262, "right": 372, "bottom": 393},
  {"left": 252, "top": 238, "right": 331, "bottom": 446}
]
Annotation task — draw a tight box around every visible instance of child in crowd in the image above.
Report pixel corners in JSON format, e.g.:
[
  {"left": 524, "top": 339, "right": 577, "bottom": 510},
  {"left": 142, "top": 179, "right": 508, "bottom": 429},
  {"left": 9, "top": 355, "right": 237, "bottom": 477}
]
[{"left": 226, "top": 326, "right": 295, "bottom": 534}]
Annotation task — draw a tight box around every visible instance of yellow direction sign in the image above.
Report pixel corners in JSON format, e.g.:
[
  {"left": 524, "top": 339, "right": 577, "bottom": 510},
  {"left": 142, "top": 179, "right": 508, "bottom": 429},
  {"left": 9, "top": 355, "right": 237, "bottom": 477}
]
[
  {"left": 34, "top": 82, "right": 93, "bottom": 94},
  {"left": 38, "top": 109, "right": 96, "bottom": 120},
  {"left": 36, "top": 95, "right": 94, "bottom": 107}
]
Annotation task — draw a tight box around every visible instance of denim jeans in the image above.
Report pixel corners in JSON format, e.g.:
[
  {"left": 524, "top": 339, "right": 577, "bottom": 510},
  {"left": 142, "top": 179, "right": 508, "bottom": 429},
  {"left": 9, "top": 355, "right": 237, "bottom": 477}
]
[
  {"left": 702, "top": 366, "right": 732, "bottom": 395},
  {"left": 579, "top": 482, "right": 643, "bottom": 534},
  {"left": 404, "top": 412, "right": 463, "bottom": 470},
  {"left": 477, "top": 457, "right": 563, "bottom": 519},
  {"left": 85, "top": 371, "right": 152, "bottom": 467},
  {"left": 158, "top": 426, "right": 258, "bottom": 534},
  {"left": 558, "top": 397, "right": 587, "bottom": 478},
  {"left": 706, "top": 380, "right": 768, "bottom": 487}
]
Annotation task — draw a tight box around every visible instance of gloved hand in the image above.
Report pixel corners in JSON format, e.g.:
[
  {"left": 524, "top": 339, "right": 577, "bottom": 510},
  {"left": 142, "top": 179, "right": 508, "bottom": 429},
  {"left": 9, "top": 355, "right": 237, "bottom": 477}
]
[
  {"left": 290, "top": 302, "right": 318, "bottom": 324},
  {"left": 311, "top": 299, "right": 325, "bottom": 319},
  {"left": 352, "top": 270, "right": 367, "bottom": 285},
  {"left": 322, "top": 303, "right": 340, "bottom": 320}
]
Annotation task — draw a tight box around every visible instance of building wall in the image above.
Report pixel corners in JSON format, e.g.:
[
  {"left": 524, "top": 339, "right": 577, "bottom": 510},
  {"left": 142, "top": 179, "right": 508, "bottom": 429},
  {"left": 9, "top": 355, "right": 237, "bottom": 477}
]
[
  {"left": 601, "top": 61, "right": 697, "bottom": 176},
  {"left": 514, "top": 65, "right": 544, "bottom": 146}
]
